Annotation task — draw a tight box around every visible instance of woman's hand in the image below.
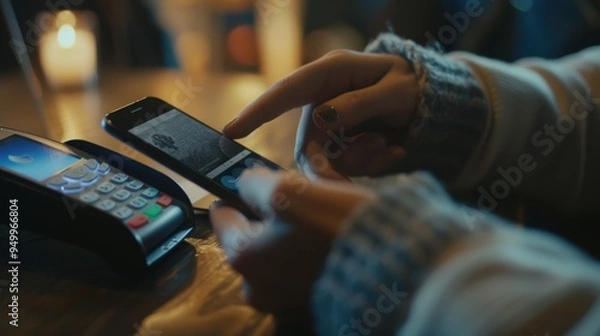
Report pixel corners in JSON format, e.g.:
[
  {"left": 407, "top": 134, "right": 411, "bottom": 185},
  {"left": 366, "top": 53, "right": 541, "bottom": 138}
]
[
  {"left": 209, "top": 167, "right": 375, "bottom": 323},
  {"left": 223, "top": 50, "right": 419, "bottom": 180}
]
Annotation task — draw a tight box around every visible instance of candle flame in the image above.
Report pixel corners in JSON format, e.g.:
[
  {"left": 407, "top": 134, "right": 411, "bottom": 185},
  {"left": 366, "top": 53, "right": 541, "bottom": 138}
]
[{"left": 57, "top": 24, "right": 76, "bottom": 49}]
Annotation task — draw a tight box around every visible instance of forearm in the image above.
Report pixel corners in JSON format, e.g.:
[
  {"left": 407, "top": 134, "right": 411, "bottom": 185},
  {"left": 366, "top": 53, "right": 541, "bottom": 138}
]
[
  {"left": 451, "top": 46, "right": 600, "bottom": 214},
  {"left": 312, "top": 173, "right": 600, "bottom": 335},
  {"left": 311, "top": 173, "right": 493, "bottom": 335},
  {"left": 366, "top": 34, "right": 600, "bottom": 215},
  {"left": 364, "top": 33, "right": 490, "bottom": 184},
  {"left": 401, "top": 229, "right": 600, "bottom": 336}
]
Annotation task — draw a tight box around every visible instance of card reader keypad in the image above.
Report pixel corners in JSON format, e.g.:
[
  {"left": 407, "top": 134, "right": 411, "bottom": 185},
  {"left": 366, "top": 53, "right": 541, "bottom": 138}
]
[{"left": 44, "top": 158, "right": 181, "bottom": 232}]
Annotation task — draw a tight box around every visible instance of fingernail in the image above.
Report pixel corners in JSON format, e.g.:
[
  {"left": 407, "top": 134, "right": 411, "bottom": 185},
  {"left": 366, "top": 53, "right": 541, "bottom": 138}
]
[
  {"left": 313, "top": 105, "right": 339, "bottom": 124},
  {"left": 223, "top": 118, "right": 237, "bottom": 132}
]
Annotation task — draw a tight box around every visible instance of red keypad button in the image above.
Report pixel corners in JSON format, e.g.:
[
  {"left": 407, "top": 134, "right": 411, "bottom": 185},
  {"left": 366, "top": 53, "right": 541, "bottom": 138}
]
[
  {"left": 156, "top": 194, "right": 173, "bottom": 207},
  {"left": 127, "top": 215, "right": 149, "bottom": 229}
]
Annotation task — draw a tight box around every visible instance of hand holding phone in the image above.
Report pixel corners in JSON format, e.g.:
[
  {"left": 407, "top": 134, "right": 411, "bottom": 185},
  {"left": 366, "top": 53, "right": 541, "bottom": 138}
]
[{"left": 102, "top": 97, "right": 282, "bottom": 217}]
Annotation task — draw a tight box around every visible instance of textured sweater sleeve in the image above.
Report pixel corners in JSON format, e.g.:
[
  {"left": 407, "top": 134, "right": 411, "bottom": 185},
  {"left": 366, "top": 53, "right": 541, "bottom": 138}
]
[
  {"left": 311, "top": 172, "right": 493, "bottom": 335},
  {"left": 399, "top": 228, "right": 600, "bottom": 336},
  {"left": 311, "top": 172, "right": 600, "bottom": 335},
  {"left": 450, "top": 46, "right": 600, "bottom": 214},
  {"left": 364, "top": 33, "right": 491, "bottom": 184},
  {"left": 366, "top": 33, "right": 600, "bottom": 215}
]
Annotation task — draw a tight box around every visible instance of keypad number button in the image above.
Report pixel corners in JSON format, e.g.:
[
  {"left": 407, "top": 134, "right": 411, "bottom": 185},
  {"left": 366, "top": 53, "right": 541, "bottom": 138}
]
[
  {"left": 96, "top": 182, "right": 116, "bottom": 195},
  {"left": 141, "top": 187, "right": 159, "bottom": 199},
  {"left": 110, "top": 173, "right": 129, "bottom": 184},
  {"left": 112, "top": 207, "right": 133, "bottom": 220},
  {"left": 125, "top": 180, "right": 144, "bottom": 191},
  {"left": 128, "top": 197, "right": 148, "bottom": 209},
  {"left": 80, "top": 192, "right": 100, "bottom": 204},
  {"left": 96, "top": 199, "right": 116, "bottom": 211},
  {"left": 111, "top": 190, "right": 131, "bottom": 202}
]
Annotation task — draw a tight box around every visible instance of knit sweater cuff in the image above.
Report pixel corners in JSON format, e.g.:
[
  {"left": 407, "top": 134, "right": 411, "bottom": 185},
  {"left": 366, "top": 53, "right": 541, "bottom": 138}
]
[
  {"left": 311, "top": 172, "right": 493, "bottom": 335},
  {"left": 365, "top": 33, "right": 490, "bottom": 183}
]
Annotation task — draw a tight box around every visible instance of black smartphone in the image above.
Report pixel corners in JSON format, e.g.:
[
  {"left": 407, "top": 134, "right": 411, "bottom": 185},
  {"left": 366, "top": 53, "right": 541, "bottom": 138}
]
[{"left": 102, "top": 96, "right": 282, "bottom": 214}]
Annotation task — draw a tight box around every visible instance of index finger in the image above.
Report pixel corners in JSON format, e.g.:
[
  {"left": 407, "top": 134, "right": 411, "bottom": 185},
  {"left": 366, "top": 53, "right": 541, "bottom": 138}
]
[
  {"left": 223, "top": 51, "right": 394, "bottom": 139},
  {"left": 209, "top": 203, "right": 254, "bottom": 259}
]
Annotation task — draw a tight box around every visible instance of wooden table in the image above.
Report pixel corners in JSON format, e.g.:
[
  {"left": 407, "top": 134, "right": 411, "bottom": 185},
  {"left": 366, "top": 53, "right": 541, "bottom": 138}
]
[{"left": 0, "top": 69, "right": 309, "bottom": 336}]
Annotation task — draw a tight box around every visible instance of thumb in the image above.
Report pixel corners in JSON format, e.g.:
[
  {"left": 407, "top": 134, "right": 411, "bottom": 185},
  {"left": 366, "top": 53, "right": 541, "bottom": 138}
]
[
  {"left": 237, "top": 167, "right": 286, "bottom": 216},
  {"left": 238, "top": 167, "right": 376, "bottom": 236},
  {"left": 209, "top": 202, "right": 256, "bottom": 261}
]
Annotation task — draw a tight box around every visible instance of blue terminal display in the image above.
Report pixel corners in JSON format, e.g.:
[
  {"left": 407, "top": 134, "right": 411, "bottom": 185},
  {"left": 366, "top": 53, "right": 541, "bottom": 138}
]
[{"left": 0, "top": 135, "right": 80, "bottom": 182}]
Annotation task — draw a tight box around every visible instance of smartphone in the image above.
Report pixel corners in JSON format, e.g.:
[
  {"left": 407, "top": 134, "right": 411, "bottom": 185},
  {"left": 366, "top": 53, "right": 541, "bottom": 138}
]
[{"left": 102, "top": 97, "right": 282, "bottom": 214}]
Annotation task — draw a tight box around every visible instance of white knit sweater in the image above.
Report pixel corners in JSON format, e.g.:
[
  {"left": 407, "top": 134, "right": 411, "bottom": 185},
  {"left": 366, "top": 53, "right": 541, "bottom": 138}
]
[{"left": 311, "top": 33, "right": 600, "bottom": 336}]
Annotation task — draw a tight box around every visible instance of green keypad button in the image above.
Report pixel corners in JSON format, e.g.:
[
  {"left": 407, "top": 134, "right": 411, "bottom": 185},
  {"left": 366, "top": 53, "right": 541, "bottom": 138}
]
[{"left": 144, "top": 204, "right": 162, "bottom": 218}]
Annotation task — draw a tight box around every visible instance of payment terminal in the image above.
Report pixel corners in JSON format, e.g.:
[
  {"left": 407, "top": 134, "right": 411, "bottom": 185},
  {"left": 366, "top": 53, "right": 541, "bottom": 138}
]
[{"left": 0, "top": 127, "right": 196, "bottom": 278}]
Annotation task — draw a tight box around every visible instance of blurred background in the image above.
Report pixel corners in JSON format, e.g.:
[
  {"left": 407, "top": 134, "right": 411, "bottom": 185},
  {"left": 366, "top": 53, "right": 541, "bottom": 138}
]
[
  {"left": 1, "top": 3, "right": 599, "bottom": 334},
  {"left": 0, "top": 0, "right": 599, "bottom": 140},
  {"left": 0, "top": 0, "right": 600, "bottom": 266},
  {"left": 2, "top": 0, "right": 599, "bottom": 73}
]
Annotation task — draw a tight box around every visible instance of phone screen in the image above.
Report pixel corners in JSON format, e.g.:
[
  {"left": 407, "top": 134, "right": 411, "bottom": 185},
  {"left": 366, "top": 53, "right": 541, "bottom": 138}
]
[{"left": 129, "top": 108, "right": 279, "bottom": 193}]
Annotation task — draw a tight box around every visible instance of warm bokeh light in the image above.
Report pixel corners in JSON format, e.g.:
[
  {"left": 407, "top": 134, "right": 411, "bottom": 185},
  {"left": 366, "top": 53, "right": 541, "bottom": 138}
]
[
  {"left": 255, "top": 0, "right": 303, "bottom": 84},
  {"left": 55, "top": 90, "right": 101, "bottom": 139},
  {"left": 228, "top": 74, "right": 268, "bottom": 106},
  {"left": 206, "top": 0, "right": 254, "bottom": 11},
  {"left": 175, "top": 32, "right": 211, "bottom": 74},
  {"left": 303, "top": 25, "right": 364, "bottom": 62},
  {"left": 226, "top": 25, "right": 258, "bottom": 67},
  {"left": 55, "top": 10, "right": 76, "bottom": 28},
  {"left": 40, "top": 11, "right": 97, "bottom": 90},
  {"left": 57, "top": 24, "right": 76, "bottom": 49}
]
